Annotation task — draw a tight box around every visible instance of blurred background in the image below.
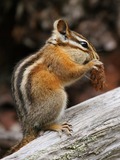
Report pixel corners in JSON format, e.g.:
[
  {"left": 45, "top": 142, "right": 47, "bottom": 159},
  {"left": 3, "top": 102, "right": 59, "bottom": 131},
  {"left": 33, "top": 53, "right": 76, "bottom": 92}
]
[{"left": 0, "top": 0, "right": 120, "bottom": 157}]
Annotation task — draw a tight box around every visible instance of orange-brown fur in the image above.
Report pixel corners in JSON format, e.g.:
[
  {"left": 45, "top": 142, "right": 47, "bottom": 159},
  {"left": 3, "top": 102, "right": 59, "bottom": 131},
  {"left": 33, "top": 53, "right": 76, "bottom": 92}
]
[{"left": 5, "top": 19, "right": 104, "bottom": 157}]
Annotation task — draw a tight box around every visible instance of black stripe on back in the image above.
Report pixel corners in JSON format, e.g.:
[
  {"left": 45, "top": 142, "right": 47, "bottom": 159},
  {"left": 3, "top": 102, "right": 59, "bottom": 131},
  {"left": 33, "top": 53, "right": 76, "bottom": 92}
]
[
  {"left": 12, "top": 54, "right": 40, "bottom": 121},
  {"left": 16, "top": 54, "right": 40, "bottom": 114},
  {"left": 11, "top": 57, "right": 30, "bottom": 121}
]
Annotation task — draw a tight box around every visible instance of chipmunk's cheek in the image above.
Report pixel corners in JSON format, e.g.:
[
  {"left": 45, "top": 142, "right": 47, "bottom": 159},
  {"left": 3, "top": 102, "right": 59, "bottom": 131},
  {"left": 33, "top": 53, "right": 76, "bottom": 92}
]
[
  {"left": 74, "top": 52, "right": 90, "bottom": 64},
  {"left": 82, "top": 53, "right": 91, "bottom": 64},
  {"left": 86, "top": 53, "right": 91, "bottom": 61}
]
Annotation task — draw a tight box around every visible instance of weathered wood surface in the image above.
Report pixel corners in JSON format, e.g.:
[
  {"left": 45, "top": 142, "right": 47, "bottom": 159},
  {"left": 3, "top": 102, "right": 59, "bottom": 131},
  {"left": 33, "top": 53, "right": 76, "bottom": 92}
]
[{"left": 2, "top": 88, "right": 120, "bottom": 160}]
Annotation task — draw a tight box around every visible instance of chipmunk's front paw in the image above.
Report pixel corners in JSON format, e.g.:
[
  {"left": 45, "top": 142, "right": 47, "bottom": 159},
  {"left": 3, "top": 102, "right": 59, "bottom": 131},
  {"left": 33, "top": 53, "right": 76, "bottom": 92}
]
[{"left": 87, "top": 59, "right": 103, "bottom": 70}]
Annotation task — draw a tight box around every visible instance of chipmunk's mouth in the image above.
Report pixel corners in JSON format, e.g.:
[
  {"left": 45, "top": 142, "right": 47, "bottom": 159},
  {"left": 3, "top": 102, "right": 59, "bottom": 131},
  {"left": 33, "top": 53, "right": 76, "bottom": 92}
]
[
  {"left": 83, "top": 59, "right": 89, "bottom": 64},
  {"left": 83, "top": 53, "right": 90, "bottom": 64}
]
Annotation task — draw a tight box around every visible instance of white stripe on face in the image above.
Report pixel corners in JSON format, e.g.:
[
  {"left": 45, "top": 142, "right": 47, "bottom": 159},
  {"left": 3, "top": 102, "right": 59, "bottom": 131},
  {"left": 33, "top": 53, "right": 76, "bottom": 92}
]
[
  {"left": 71, "top": 32, "right": 88, "bottom": 50},
  {"left": 68, "top": 39, "right": 88, "bottom": 51},
  {"left": 50, "top": 30, "right": 89, "bottom": 51}
]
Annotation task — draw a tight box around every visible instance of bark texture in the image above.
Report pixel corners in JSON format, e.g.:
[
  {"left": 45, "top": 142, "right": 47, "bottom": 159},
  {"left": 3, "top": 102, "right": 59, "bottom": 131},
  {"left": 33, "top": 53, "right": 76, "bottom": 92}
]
[{"left": 2, "top": 88, "right": 120, "bottom": 160}]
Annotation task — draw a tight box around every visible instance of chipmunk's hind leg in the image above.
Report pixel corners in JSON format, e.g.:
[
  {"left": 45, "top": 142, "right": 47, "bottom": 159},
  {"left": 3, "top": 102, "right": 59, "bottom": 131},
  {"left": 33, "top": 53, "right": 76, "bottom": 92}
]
[{"left": 43, "top": 122, "right": 72, "bottom": 137}]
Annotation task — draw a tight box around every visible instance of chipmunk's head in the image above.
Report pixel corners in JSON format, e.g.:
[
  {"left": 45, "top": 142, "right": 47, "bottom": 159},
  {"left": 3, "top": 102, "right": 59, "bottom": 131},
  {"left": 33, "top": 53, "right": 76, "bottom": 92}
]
[{"left": 47, "top": 19, "right": 99, "bottom": 63}]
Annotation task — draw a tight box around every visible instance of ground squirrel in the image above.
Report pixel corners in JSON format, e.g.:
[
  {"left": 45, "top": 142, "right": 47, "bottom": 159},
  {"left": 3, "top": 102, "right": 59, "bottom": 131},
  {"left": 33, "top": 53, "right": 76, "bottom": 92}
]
[{"left": 8, "top": 19, "right": 103, "bottom": 155}]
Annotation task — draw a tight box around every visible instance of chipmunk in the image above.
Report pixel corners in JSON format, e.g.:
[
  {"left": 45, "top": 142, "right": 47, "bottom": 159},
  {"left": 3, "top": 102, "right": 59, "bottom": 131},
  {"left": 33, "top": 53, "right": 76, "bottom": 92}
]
[{"left": 9, "top": 19, "right": 103, "bottom": 154}]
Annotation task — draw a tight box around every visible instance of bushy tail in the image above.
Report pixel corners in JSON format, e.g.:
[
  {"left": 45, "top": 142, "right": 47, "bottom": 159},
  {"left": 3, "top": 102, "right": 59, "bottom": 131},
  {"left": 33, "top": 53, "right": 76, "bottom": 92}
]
[{"left": 4, "top": 130, "right": 38, "bottom": 157}]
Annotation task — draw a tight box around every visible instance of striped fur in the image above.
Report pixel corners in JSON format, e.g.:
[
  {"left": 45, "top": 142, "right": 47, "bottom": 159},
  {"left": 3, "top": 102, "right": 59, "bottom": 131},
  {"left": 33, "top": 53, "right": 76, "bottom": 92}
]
[
  {"left": 12, "top": 20, "right": 95, "bottom": 122},
  {"left": 47, "top": 29, "right": 90, "bottom": 52},
  {"left": 20, "top": 58, "right": 44, "bottom": 110},
  {"left": 12, "top": 52, "right": 41, "bottom": 121},
  {"left": 9, "top": 19, "right": 102, "bottom": 154},
  {"left": 11, "top": 19, "right": 99, "bottom": 125}
]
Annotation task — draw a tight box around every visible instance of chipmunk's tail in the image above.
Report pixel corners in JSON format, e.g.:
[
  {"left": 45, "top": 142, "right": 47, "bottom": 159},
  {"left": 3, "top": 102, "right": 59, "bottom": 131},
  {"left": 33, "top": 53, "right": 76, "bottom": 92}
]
[{"left": 4, "top": 129, "right": 38, "bottom": 158}]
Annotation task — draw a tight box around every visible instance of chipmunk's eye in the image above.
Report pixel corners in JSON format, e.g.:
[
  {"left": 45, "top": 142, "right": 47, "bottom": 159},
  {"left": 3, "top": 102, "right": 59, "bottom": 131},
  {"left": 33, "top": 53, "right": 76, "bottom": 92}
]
[{"left": 80, "top": 41, "right": 88, "bottom": 48}]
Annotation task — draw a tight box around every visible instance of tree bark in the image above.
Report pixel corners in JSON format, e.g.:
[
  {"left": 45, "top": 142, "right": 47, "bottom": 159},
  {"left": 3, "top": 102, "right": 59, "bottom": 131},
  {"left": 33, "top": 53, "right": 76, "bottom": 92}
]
[{"left": 2, "top": 88, "right": 120, "bottom": 160}]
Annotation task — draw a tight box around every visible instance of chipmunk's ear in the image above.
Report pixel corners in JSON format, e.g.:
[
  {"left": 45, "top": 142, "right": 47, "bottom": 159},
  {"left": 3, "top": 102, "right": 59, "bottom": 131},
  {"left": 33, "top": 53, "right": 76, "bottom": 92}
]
[{"left": 53, "top": 19, "right": 69, "bottom": 35}]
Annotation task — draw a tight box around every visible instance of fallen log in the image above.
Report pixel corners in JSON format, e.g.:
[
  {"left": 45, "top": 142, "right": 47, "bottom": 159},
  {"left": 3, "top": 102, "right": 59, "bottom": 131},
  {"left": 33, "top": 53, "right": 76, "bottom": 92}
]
[{"left": 2, "top": 88, "right": 120, "bottom": 160}]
